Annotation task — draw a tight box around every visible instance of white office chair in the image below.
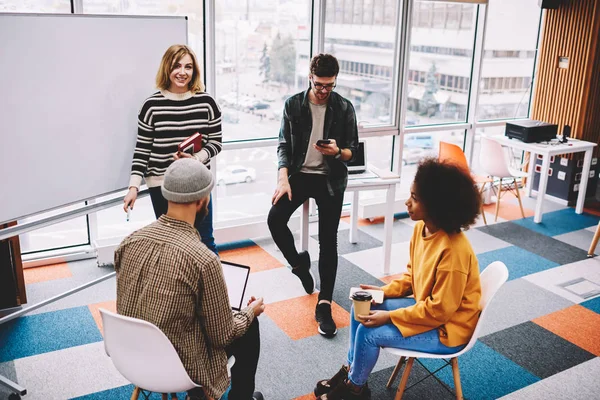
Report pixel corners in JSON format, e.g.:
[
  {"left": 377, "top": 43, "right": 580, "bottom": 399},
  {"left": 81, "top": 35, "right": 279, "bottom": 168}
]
[
  {"left": 383, "top": 261, "right": 509, "bottom": 400},
  {"left": 479, "top": 136, "right": 527, "bottom": 222},
  {"left": 99, "top": 308, "right": 234, "bottom": 400}
]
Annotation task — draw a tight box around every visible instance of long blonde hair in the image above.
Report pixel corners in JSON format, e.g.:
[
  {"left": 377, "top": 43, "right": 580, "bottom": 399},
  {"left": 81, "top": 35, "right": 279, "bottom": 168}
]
[{"left": 155, "top": 44, "right": 205, "bottom": 93}]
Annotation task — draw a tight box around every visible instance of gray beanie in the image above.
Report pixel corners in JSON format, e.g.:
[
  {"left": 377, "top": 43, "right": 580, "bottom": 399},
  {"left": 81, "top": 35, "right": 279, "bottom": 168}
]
[{"left": 161, "top": 159, "right": 214, "bottom": 203}]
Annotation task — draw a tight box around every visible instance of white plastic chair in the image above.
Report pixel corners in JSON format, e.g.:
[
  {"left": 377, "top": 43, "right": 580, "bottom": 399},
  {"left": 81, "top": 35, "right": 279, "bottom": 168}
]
[
  {"left": 383, "top": 261, "right": 509, "bottom": 400},
  {"left": 479, "top": 136, "right": 527, "bottom": 222},
  {"left": 99, "top": 308, "right": 234, "bottom": 400}
]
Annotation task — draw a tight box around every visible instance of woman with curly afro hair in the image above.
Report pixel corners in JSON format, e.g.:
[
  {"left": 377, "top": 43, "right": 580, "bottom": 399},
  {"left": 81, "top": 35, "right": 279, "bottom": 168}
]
[{"left": 314, "top": 158, "right": 483, "bottom": 400}]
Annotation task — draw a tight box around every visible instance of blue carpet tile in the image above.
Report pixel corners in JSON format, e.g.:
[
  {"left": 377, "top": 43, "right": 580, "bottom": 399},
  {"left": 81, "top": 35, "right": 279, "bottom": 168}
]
[
  {"left": 580, "top": 296, "right": 600, "bottom": 314},
  {"left": 71, "top": 385, "right": 187, "bottom": 399},
  {"left": 478, "top": 222, "right": 589, "bottom": 265},
  {"left": 476, "top": 246, "right": 560, "bottom": 281},
  {"left": 420, "top": 341, "right": 540, "bottom": 400},
  {"left": 513, "top": 208, "right": 599, "bottom": 237},
  {"left": 0, "top": 306, "right": 103, "bottom": 362}
]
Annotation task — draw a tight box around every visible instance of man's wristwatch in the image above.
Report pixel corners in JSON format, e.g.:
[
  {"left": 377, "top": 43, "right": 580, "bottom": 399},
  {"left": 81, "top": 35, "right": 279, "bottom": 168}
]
[{"left": 334, "top": 147, "right": 342, "bottom": 160}]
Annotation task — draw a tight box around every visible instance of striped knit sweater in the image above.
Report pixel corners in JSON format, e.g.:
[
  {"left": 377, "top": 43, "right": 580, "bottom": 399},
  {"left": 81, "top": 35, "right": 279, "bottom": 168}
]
[{"left": 128, "top": 90, "right": 222, "bottom": 189}]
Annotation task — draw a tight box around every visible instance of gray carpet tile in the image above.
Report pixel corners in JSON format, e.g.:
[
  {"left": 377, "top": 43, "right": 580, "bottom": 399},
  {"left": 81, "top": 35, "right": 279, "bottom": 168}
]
[
  {"left": 313, "top": 257, "right": 386, "bottom": 313},
  {"left": 11, "top": 342, "right": 128, "bottom": 399},
  {"left": 24, "top": 275, "right": 115, "bottom": 316},
  {"left": 312, "top": 229, "right": 383, "bottom": 256},
  {"left": 464, "top": 228, "right": 512, "bottom": 255},
  {"left": 478, "top": 222, "right": 589, "bottom": 265},
  {"left": 255, "top": 315, "right": 400, "bottom": 399},
  {"left": 478, "top": 278, "right": 575, "bottom": 337},
  {"left": 499, "top": 357, "right": 600, "bottom": 400},
  {"left": 369, "top": 363, "right": 456, "bottom": 400},
  {"left": 356, "top": 219, "right": 414, "bottom": 244},
  {"left": 480, "top": 322, "right": 596, "bottom": 379},
  {"left": 0, "top": 361, "right": 18, "bottom": 398},
  {"left": 553, "top": 229, "right": 595, "bottom": 253}
]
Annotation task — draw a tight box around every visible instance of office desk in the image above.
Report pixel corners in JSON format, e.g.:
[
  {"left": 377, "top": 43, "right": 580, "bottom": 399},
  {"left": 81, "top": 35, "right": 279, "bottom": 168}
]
[
  {"left": 491, "top": 135, "right": 596, "bottom": 223},
  {"left": 300, "top": 173, "right": 401, "bottom": 276}
]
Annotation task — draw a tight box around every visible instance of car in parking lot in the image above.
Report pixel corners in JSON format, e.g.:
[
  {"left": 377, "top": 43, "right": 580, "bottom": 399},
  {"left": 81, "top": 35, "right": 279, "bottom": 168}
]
[
  {"left": 217, "top": 165, "right": 256, "bottom": 185},
  {"left": 245, "top": 100, "right": 271, "bottom": 111},
  {"left": 404, "top": 133, "right": 434, "bottom": 149},
  {"left": 402, "top": 147, "right": 436, "bottom": 165}
]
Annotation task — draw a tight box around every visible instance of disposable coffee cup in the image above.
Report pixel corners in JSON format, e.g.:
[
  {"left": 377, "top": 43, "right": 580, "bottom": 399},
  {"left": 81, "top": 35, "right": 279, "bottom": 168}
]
[{"left": 351, "top": 290, "right": 373, "bottom": 322}]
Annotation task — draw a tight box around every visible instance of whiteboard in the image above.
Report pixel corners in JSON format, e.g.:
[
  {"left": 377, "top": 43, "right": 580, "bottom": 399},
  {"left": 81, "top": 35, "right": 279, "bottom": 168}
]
[{"left": 0, "top": 13, "right": 187, "bottom": 224}]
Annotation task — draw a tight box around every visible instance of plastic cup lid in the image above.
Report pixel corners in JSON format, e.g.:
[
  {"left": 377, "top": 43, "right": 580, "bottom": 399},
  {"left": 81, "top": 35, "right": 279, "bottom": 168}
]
[{"left": 351, "top": 290, "right": 373, "bottom": 301}]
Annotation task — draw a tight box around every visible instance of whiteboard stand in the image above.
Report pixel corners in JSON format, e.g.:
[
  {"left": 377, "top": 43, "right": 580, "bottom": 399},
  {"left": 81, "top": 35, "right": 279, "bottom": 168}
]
[{"left": 0, "top": 190, "right": 148, "bottom": 398}]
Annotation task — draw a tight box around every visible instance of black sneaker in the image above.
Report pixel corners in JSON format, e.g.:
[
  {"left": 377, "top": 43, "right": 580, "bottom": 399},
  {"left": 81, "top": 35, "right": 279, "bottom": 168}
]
[
  {"left": 291, "top": 251, "right": 315, "bottom": 294},
  {"left": 317, "top": 380, "right": 371, "bottom": 400},
  {"left": 314, "top": 365, "right": 349, "bottom": 396},
  {"left": 315, "top": 302, "right": 337, "bottom": 337},
  {"left": 252, "top": 391, "right": 264, "bottom": 400}
]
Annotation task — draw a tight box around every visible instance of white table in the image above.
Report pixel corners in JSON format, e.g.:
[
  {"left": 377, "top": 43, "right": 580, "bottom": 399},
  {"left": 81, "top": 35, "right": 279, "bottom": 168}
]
[
  {"left": 300, "top": 173, "right": 400, "bottom": 276},
  {"left": 491, "top": 135, "right": 596, "bottom": 223}
]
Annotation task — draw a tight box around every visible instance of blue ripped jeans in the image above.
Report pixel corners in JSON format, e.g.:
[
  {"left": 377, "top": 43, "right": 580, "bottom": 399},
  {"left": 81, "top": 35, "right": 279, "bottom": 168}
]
[{"left": 347, "top": 298, "right": 465, "bottom": 386}]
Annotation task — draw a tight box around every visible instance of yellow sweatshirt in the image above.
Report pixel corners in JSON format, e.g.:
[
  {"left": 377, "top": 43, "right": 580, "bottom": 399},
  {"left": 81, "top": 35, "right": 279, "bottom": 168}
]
[{"left": 382, "top": 221, "right": 481, "bottom": 347}]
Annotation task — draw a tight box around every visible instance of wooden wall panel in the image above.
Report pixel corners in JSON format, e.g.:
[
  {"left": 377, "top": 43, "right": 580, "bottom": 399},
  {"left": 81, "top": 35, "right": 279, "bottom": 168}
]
[{"left": 532, "top": 0, "right": 600, "bottom": 149}]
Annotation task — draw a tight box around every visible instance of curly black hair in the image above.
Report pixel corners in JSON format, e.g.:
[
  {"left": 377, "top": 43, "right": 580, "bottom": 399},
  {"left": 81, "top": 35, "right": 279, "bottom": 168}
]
[
  {"left": 413, "top": 158, "right": 481, "bottom": 234},
  {"left": 309, "top": 53, "right": 340, "bottom": 77}
]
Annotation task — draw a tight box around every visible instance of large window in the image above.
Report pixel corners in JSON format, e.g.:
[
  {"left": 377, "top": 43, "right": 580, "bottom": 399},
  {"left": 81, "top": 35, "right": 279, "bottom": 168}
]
[
  {"left": 81, "top": 0, "right": 204, "bottom": 68},
  {"left": 215, "top": 1, "right": 311, "bottom": 142},
  {"left": 0, "top": 1, "right": 70, "bottom": 12},
  {"left": 215, "top": 144, "right": 278, "bottom": 223},
  {"left": 323, "top": 0, "right": 400, "bottom": 126},
  {"left": 477, "top": 0, "right": 540, "bottom": 120},
  {"left": 406, "top": 1, "right": 477, "bottom": 125},
  {"left": 19, "top": 205, "right": 89, "bottom": 254},
  {"left": 400, "top": 129, "right": 465, "bottom": 194}
]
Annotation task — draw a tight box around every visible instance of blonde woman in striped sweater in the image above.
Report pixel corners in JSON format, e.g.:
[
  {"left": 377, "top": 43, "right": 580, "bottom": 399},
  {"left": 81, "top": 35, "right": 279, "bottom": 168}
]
[{"left": 123, "top": 44, "right": 222, "bottom": 254}]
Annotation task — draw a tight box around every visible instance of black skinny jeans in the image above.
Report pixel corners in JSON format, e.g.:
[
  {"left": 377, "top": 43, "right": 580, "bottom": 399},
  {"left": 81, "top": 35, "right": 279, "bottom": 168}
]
[
  {"left": 187, "top": 319, "right": 261, "bottom": 400},
  {"left": 267, "top": 173, "right": 344, "bottom": 302}
]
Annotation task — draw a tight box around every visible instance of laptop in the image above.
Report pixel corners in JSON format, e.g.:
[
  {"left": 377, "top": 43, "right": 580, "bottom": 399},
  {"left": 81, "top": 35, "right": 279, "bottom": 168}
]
[
  {"left": 348, "top": 141, "right": 367, "bottom": 174},
  {"left": 221, "top": 261, "right": 251, "bottom": 311},
  {"left": 348, "top": 141, "right": 376, "bottom": 178}
]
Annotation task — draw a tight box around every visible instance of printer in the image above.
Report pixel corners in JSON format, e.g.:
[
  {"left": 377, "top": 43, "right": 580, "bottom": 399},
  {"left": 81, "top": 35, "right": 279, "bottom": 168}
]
[{"left": 505, "top": 120, "right": 558, "bottom": 143}]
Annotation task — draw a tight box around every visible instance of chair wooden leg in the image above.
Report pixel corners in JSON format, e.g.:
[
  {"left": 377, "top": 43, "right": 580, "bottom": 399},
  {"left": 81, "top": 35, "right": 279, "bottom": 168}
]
[
  {"left": 170, "top": 394, "right": 178, "bottom": 400},
  {"left": 589, "top": 221, "right": 600, "bottom": 257},
  {"left": 161, "top": 394, "right": 168, "bottom": 400},
  {"left": 130, "top": 387, "right": 140, "bottom": 400},
  {"left": 394, "top": 357, "right": 415, "bottom": 400},
  {"left": 451, "top": 358, "right": 464, "bottom": 400},
  {"left": 495, "top": 178, "right": 502, "bottom": 222},
  {"left": 479, "top": 183, "right": 487, "bottom": 225},
  {"left": 513, "top": 178, "right": 525, "bottom": 219},
  {"left": 387, "top": 356, "right": 406, "bottom": 388}
]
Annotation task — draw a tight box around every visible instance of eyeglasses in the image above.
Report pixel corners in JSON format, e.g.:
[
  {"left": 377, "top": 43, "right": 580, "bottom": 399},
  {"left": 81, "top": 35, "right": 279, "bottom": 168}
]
[{"left": 311, "top": 78, "right": 336, "bottom": 92}]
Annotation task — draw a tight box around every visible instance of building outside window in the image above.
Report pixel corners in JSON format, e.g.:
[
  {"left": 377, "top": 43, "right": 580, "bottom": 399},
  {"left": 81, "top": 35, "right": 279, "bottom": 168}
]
[{"left": 214, "top": 0, "right": 311, "bottom": 223}]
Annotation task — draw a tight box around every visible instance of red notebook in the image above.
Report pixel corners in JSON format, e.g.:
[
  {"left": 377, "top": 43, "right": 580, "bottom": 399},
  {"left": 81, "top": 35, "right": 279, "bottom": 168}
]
[{"left": 178, "top": 132, "right": 203, "bottom": 155}]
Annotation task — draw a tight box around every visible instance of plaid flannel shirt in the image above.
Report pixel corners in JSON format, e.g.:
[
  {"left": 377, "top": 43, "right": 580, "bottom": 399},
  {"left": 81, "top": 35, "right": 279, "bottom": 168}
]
[
  {"left": 277, "top": 89, "right": 359, "bottom": 195},
  {"left": 114, "top": 215, "right": 254, "bottom": 399}
]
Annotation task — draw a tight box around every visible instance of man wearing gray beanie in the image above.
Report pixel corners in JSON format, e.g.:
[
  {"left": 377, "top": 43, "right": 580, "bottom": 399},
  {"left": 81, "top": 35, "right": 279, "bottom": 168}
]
[{"left": 115, "top": 159, "right": 266, "bottom": 400}]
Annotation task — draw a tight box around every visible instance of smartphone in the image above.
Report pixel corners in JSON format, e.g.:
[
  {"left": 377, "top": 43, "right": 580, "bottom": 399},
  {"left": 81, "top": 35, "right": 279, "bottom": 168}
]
[{"left": 316, "top": 139, "right": 331, "bottom": 147}]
